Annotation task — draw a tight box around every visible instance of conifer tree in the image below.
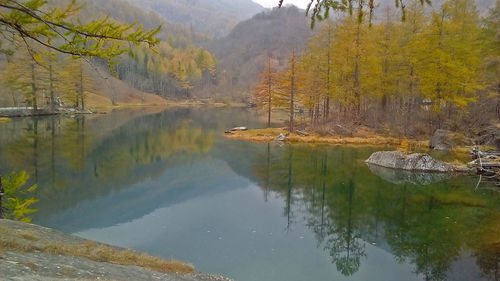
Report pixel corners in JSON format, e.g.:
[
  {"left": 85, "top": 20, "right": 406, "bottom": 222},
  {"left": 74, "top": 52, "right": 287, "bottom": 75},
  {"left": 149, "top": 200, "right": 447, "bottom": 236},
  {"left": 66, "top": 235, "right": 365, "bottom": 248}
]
[{"left": 254, "top": 56, "right": 279, "bottom": 127}]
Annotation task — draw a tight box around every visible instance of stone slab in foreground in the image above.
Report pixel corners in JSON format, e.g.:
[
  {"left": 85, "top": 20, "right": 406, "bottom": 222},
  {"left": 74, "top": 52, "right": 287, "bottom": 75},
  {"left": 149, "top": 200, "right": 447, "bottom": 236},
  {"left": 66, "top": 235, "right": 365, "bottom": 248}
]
[
  {"left": 0, "top": 219, "right": 234, "bottom": 281},
  {"left": 365, "top": 151, "right": 469, "bottom": 173}
]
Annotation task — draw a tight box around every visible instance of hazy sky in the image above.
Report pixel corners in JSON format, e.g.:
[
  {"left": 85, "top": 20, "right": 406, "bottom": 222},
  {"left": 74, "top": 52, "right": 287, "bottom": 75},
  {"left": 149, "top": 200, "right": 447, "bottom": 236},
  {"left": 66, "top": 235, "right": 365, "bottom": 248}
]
[{"left": 252, "top": 0, "right": 310, "bottom": 9}]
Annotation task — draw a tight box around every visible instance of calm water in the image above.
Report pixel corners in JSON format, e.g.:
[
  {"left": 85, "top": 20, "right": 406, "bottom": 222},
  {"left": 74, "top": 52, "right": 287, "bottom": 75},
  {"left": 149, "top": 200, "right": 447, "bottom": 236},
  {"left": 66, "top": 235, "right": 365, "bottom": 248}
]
[{"left": 0, "top": 107, "right": 498, "bottom": 281}]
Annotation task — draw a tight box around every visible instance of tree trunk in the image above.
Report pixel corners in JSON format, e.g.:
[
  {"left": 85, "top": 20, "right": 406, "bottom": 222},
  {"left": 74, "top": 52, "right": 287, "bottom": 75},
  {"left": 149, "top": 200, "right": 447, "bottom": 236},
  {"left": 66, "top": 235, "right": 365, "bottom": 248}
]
[
  {"left": 0, "top": 173, "right": 4, "bottom": 219},
  {"left": 354, "top": 5, "right": 362, "bottom": 116},
  {"left": 31, "top": 62, "right": 37, "bottom": 111},
  {"left": 79, "top": 62, "right": 85, "bottom": 111},
  {"left": 49, "top": 52, "right": 55, "bottom": 112},
  {"left": 325, "top": 26, "right": 331, "bottom": 120},
  {"left": 290, "top": 51, "right": 295, "bottom": 133},
  {"left": 267, "top": 56, "right": 272, "bottom": 127}
]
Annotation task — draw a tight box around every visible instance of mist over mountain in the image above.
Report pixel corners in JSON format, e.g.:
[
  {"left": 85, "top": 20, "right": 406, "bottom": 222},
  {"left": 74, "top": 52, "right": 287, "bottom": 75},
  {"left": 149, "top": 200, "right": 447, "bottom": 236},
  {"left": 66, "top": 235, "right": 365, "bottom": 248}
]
[{"left": 127, "top": 0, "right": 265, "bottom": 37}]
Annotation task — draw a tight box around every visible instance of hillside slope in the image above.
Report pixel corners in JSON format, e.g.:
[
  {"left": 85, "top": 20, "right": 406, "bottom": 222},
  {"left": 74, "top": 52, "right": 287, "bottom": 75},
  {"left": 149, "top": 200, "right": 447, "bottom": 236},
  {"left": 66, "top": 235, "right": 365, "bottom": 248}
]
[
  {"left": 128, "top": 0, "right": 265, "bottom": 38},
  {"left": 0, "top": 0, "right": 218, "bottom": 107},
  {"left": 203, "top": 6, "right": 313, "bottom": 100}
]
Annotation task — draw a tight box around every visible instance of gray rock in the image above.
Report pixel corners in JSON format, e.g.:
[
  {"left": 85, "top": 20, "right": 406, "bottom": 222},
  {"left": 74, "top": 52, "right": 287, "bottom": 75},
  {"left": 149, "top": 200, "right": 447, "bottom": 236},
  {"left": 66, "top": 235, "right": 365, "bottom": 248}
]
[
  {"left": 230, "top": 127, "right": 247, "bottom": 131},
  {"left": 365, "top": 151, "right": 469, "bottom": 173},
  {"left": 0, "top": 219, "right": 235, "bottom": 281},
  {"left": 275, "top": 133, "right": 286, "bottom": 142}
]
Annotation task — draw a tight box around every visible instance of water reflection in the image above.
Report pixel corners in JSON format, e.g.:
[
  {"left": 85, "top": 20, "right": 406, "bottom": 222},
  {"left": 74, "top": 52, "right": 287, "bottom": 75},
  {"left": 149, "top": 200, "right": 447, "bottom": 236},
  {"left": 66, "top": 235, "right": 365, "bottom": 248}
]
[
  {"left": 367, "top": 164, "right": 452, "bottom": 186},
  {"left": 249, "top": 144, "right": 499, "bottom": 281},
  {"left": 0, "top": 108, "right": 498, "bottom": 281},
  {"left": 0, "top": 108, "right": 257, "bottom": 222}
]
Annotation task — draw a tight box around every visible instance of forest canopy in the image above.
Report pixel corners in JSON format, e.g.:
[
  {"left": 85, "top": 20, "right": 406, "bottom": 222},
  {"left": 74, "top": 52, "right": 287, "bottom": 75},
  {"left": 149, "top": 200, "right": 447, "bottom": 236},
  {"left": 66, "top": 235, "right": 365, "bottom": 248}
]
[{"left": 0, "top": 0, "right": 160, "bottom": 59}]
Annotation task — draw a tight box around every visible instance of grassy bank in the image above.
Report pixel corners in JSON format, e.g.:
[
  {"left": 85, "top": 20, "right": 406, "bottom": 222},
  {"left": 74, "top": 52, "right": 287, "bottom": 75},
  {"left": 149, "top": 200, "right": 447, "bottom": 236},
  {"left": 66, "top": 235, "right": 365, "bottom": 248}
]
[
  {"left": 0, "top": 220, "right": 194, "bottom": 274},
  {"left": 225, "top": 127, "right": 429, "bottom": 147}
]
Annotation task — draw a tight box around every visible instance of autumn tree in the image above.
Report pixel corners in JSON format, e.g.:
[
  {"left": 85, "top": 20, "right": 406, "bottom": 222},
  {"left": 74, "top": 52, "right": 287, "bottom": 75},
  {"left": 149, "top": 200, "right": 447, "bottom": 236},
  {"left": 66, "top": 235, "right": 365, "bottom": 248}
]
[
  {"left": 58, "top": 58, "right": 92, "bottom": 110},
  {"left": 1, "top": 48, "right": 49, "bottom": 110},
  {"left": 275, "top": 51, "right": 300, "bottom": 132},
  {"left": 254, "top": 56, "right": 280, "bottom": 127},
  {"left": 0, "top": 0, "right": 160, "bottom": 60},
  {"left": 415, "top": 0, "right": 482, "bottom": 129},
  {"left": 299, "top": 22, "right": 335, "bottom": 123}
]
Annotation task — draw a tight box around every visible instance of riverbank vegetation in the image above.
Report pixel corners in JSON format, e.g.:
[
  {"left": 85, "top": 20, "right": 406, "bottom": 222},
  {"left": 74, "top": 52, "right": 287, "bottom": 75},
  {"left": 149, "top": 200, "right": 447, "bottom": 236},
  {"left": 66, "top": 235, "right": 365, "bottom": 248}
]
[
  {"left": 225, "top": 127, "right": 427, "bottom": 146},
  {"left": 252, "top": 0, "right": 499, "bottom": 143}
]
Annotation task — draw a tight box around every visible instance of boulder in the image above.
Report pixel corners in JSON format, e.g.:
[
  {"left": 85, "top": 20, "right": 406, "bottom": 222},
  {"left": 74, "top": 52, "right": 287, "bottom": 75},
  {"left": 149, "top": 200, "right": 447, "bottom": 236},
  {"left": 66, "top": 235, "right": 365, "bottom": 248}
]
[
  {"left": 365, "top": 151, "right": 469, "bottom": 173},
  {"left": 224, "top": 126, "right": 248, "bottom": 134},
  {"left": 230, "top": 126, "right": 248, "bottom": 131},
  {"left": 275, "top": 133, "right": 286, "bottom": 142},
  {"left": 429, "top": 129, "right": 472, "bottom": 151}
]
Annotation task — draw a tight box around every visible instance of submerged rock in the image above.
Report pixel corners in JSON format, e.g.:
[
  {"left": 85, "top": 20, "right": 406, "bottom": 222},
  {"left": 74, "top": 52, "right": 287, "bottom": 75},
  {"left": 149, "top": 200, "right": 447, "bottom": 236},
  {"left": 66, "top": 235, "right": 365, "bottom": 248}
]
[{"left": 365, "top": 151, "right": 469, "bottom": 173}]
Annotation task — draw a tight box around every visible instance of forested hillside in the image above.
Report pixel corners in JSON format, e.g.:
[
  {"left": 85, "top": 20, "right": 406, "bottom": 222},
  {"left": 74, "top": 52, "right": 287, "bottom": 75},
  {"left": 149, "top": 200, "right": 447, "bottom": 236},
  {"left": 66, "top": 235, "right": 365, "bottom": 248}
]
[
  {"left": 252, "top": 0, "right": 499, "bottom": 138},
  {"left": 0, "top": 0, "right": 218, "bottom": 107},
  {"left": 375, "top": 0, "right": 495, "bottom": 17},
  {"left": 128, "top": 0, "right": 265, "bottom": 37},
  {"left": 203, "top": 6, "right": 313, "bottom": 101}
]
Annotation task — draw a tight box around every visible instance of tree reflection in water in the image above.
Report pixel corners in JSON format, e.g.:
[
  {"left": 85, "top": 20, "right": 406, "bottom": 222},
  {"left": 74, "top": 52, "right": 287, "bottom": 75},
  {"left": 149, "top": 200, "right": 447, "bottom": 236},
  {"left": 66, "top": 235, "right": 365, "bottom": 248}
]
[{"left": 252, "top": 143, "right": 500, "bottom": 280}]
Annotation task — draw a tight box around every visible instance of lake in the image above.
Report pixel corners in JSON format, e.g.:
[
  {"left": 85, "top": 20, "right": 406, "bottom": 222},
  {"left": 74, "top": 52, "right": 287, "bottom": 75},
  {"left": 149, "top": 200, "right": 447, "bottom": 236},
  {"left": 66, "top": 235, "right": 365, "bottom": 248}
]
[{"left": 0, "top": 107, "right": 498, "bottom": 281}]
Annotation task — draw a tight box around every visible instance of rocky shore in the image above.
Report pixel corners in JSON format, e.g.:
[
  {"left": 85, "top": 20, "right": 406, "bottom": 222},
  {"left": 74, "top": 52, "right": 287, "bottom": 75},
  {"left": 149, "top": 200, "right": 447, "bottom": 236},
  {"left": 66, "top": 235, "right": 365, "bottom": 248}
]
[
  {"left": 365, "top": 151, "right": 470, "bottom": 173},
  {"left": 0, "top": 219, "right": 234, "bottom": 281},
  {"left": 0, "top": 107, "right": 93, "bottom": 117}
]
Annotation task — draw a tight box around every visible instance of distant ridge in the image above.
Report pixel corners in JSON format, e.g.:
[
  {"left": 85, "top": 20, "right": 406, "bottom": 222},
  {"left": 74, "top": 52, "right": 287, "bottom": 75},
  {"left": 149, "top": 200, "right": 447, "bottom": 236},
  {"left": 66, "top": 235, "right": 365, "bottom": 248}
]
[
  {"left": 203, "top": 6, "right": 313, "bottom": 100},
  {"left": 127, "top": 0, "right": 265, "bottom": 37}
]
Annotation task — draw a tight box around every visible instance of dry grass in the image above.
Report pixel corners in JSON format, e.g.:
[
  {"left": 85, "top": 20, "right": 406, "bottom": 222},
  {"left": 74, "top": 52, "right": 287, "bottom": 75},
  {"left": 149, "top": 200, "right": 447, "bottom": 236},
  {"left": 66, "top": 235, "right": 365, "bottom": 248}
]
[
  {"left": 0, "top": 117, "right": 11, "bottom": 123},
  {"left": 225, "top": 127, "right": 417, "bottom": 146},
  {"left": 19, "top": 230, "right": 39, "bottom": 241},
  {"left": 43, "top": 242, "right": 194, "bottom": 273},
  {"left": 0, "top": 225, "right": 194, "bottom": 274}
]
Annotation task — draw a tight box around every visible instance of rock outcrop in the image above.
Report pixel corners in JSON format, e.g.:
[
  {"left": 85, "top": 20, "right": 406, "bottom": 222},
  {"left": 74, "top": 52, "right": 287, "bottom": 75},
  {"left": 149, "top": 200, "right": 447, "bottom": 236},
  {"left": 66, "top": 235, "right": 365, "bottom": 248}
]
[
  {"left": 0, "top": 219, "right": 234, "bottom": 281},
  {"left": 365, "top": 151, "right": 469, "bottom": 173}
]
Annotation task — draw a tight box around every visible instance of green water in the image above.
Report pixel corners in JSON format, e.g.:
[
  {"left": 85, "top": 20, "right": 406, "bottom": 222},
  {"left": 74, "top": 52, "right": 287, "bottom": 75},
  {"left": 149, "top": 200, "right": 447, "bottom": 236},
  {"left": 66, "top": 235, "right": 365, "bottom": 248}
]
[{"left": 0, "top": 107, "right": 498, "bottom": 281}]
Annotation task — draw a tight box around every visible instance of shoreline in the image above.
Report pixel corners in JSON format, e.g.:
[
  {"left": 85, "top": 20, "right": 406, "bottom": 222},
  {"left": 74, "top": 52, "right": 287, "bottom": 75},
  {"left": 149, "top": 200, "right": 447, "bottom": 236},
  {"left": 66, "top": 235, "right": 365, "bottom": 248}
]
[
  {"left": 224, "top": 127, "right": 428, "bottom": 147},
  {"left": 0, "top": 102, "right": 248, "bottom": 118},
  {"left": 0, "top": 219, "right": 234, "bottom": 281}
]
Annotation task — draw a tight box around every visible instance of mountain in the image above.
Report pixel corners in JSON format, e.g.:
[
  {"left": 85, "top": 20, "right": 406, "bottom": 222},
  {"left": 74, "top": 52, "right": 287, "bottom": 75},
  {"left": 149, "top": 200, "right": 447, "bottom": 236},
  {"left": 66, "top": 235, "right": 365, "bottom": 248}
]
[
  {"left": 127, "top": 0, "right": 265, "bottom": 38},
  {"left": 203, "top": 6, "right": 313, "bottom": 100}
]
